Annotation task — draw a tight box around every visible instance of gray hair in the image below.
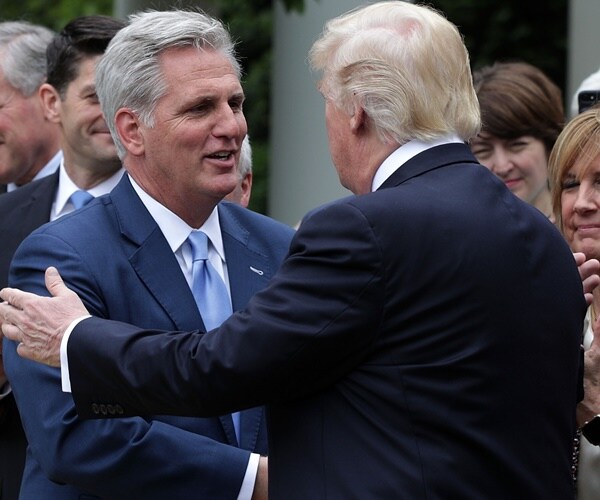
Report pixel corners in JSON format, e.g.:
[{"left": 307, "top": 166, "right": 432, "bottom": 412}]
[
  {"left": 0, "top": 21, "right": 55, "bottom": 96},
  {"left": 96, "top": 9, "right": 240, "bottom": 158},
  {"left": 309, "top": 1, "right": 480, "bottom": 144},
  {"left": 238, "top": 135, "right": 252, "bottom": 178}
]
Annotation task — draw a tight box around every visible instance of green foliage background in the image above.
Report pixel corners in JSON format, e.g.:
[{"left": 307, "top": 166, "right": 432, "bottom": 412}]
[{"left": 1, "top": 0, "right": 568, "bottom": 214}]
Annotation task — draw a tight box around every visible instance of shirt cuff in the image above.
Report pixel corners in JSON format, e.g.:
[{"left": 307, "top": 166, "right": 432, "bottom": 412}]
[
  {"left": 60, "top": 315, "right": 91, "bottom": 393},
  {"left": 237, "top": 453, "right": 260, "bottom": 500}
]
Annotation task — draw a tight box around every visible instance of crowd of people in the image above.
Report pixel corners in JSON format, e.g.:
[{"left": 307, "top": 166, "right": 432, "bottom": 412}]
[{"left": 1, "top": 1, "right": 600, "bottom": 499}]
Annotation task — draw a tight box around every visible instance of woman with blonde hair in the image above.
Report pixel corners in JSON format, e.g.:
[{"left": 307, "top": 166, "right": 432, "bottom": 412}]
[{"left": 548, "top": 106, "right": 600, "bottom": 498}]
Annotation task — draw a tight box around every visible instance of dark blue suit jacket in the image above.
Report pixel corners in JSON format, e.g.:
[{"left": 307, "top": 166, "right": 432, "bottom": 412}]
[
  {"left": 0, "top": 171, "right": 58, "bottom": 499},
  {"left": 0, "top": 171, "right": 58, "bottom": 290},
  {"left": 3, "top": 175, "right": 294, "bottom": 498},
  {"left": 61, "top": 144, "right": 585, "bottom": 498}
]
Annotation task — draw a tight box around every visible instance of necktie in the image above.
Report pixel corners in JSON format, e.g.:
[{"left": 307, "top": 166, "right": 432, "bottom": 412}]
[
  {"left": 188, "top": 230, "right": 233, "bottom": 330},
  {"left": 187, "top": 231, "right": 240, "bottom": 440},
  {"left": 69, "top": 190, "right": 94, "bottom": 210}
]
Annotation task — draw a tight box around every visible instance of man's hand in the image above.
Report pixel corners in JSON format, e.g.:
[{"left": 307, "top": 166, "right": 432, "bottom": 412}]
[
  {"left": 0, "top": 267, "right": 89, "bottom": 367},
  {"left": 574, "top": 252, "right": 600, "bottom": 305}
]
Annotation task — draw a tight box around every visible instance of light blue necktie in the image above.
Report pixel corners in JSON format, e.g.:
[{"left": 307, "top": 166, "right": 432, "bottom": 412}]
[
  {"left": 69, "top": 190, "right": 94, "bottom": 210},
  {"left": 188, "top": 231, "right": 240, "bottom": 440},
  {"left": 188, "top": 231, "right": 233, "bottom": 330}
]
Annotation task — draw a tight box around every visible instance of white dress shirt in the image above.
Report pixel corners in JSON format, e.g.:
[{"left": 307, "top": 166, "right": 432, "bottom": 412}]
[
  {"left": 60, "top": 174, "right": 257, "bottom": 499},
  {"left": 51, "top": 161, "right": 124, "bottom": 220}
]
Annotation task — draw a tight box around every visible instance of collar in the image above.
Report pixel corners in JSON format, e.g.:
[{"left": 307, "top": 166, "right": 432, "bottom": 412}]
[
  {"left": 52, "top": 161, "right": 124, "bottom": 220},
  {"left": 371, "top": 134, "right": 464, "bottom": 192},
  {"left": 128, "top": 175, "right": 225, "bottom": 264}
]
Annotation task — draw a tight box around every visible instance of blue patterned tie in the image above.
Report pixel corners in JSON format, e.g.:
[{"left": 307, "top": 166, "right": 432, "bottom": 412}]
[
  {"left": 187, "top": 231, "right": 240, "bottom": 440},
  {"left": 69, "top": 190, "right": 94, "bottom": 210}
]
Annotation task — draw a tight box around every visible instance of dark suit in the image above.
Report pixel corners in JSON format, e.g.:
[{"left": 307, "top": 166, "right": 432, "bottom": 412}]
[
  {"left": 3, "top": 175, "right": 294, "bottom": 498},
  {"left": 0, "top": 171, "right": 58, "bottom": 289},
  {"left": 0, "top": 171, "right": 57, "bottom": 499},
  {"left": 56, "top": 144, "right": 585, "bottom": 498},
  {"left": 0, "top": 393, "right": 26, "bottom": 500}
]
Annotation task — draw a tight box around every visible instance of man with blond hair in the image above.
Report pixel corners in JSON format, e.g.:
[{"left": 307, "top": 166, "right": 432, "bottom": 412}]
[{"left": 1, "top": 3, "right": 586, "bottom": 498}]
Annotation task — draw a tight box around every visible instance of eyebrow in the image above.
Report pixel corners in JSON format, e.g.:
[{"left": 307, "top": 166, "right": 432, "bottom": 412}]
[{"left": 79, "top": 83, "right": 97, "bottom": 95}]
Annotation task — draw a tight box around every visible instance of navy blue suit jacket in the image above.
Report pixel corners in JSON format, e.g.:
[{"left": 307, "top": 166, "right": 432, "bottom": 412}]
[
  {"left": 4, "top": 175, "right": 294, "bottom": 498},
  {"left": 0, "top": 171, "right": 58, "bottom": 499},
  {"left": 0, "top": 171, "right": 58, "bottom": 290},
  {"left": 63, "top": 144, "right": 584, "bottom": 498}
]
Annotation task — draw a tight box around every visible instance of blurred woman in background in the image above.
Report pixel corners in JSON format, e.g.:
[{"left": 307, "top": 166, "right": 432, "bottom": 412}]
[{"left": 471, "top": 61, "right": 564, "bottom": 222}]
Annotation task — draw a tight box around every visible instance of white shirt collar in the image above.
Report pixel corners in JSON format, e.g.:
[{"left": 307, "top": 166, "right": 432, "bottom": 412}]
[
  {"left": 128, "top": 175, "right": 226, "bottom": 264},
  {"left": 371, "top": 134, "right": 464, "bottom": 192},
  {"left": 52, "top": 160, "right": 124, "bottom": 220}
]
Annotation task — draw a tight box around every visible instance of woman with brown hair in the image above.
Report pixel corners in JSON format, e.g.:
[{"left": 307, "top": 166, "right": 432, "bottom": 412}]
[{"left": 471, "top": 61, "right": 564, "bottom": 221}]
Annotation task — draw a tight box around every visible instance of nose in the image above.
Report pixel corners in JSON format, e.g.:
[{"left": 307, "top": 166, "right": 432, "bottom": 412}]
[
  {"left": 488, "top": 148, "right": 513, "bottom": 177},
  {"left": 573, "top": 185, "right": 597, "bottom": 214},
  {"left": 213, "top": 105, "right": 247, "bottom": 142}
]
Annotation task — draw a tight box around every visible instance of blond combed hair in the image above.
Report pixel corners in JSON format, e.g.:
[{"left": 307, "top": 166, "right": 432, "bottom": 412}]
[{"left": 309, "top": 1, "right": 481, "bottom": 145}]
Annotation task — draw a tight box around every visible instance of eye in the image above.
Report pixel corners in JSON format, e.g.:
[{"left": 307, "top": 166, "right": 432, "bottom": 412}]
[
  {"left": 561, "top": 179, "right": 579, "bottom": 191},
  {"left": 229, "top": 96, "right": 244, "bottom": 112},
  {"left": 188, "top": 99, "right": 213, "bottom": 116},
  {"left": 471, "top": 146, "right": 491, "bottom": 160},
  {"left": 508, "top": 138, "right": 529, "bottom": 151}
]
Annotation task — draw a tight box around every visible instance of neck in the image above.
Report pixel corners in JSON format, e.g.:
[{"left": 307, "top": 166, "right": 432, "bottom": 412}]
[
  {"left": 532, "top": 188, "right": 553, "bottom": 219},
  {"left": 64, "top": 161, "right": 121, "bottom": 191}
]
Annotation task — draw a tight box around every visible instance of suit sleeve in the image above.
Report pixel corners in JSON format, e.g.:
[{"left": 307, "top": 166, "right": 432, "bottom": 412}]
[
  {"left": 3, "top": 231, "right": 252, "bottom": 499},
  {"left": 69, "top": 201, "right": 386, "bottom": 418}
]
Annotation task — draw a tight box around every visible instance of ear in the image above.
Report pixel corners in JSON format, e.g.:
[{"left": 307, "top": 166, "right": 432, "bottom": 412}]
[
  {"left": 115, "top": 108, "right": 145, "bottom": 156},
  {"left": 349, "top": 104, "right": 367, "bottom": 135},
  {"left": 39, "top": 83, "right": 61, "bottom": 123}
]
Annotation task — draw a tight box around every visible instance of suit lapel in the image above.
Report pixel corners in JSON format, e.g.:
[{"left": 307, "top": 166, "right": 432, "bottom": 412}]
[
  {"left": 217, "top": 204, "right": 271, "bottom": 450},
  {"left": 111, "top": 176, "right": 202, "bottom": 331},
  {"left": 218, "top": 204, "right": 275, "bottom": 310},
  {"left": 378, "top": 142, "right": 479, "bottom": 190},
  {"left": 15, "top": 172, "right": 59, "bottom": 231},
  {"left": 112, "top": 180, "right": 255, "bottom": 448}
]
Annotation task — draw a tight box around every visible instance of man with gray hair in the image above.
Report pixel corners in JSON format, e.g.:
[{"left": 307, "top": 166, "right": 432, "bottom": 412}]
[
  {"left": 1, "top": 9, "right": 294, "bottom": 499},
  {"left": 225, "top": 135, "right": 253, "bottom": 207},
  {"left": 0, "top": 2, "right": 587, "bottom": 498},
  {"left": 0, "top": 20, "right": 62, "bottom": 499},
  {"left": 0, "top": 21, "right": 62, "bottom": 192}
]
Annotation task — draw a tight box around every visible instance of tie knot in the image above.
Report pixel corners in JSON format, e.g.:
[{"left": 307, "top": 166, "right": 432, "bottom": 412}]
[
  {"left": 188, "top": 230, "right": 209, "bottom": 261},
  {"left": 70, "top": 190, "right": 94, "bottom": 210}
]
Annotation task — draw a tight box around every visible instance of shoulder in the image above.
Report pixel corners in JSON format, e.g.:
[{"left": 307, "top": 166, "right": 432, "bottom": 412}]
[
  {"left": 24, "top": 196, "right": 115, "bottom": 249},
  {"left": 218, "top": 201, "right": 295, "bottom": 241},
  {"left": 0, "top": 174, "right": 57, "bottom": 208}
]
